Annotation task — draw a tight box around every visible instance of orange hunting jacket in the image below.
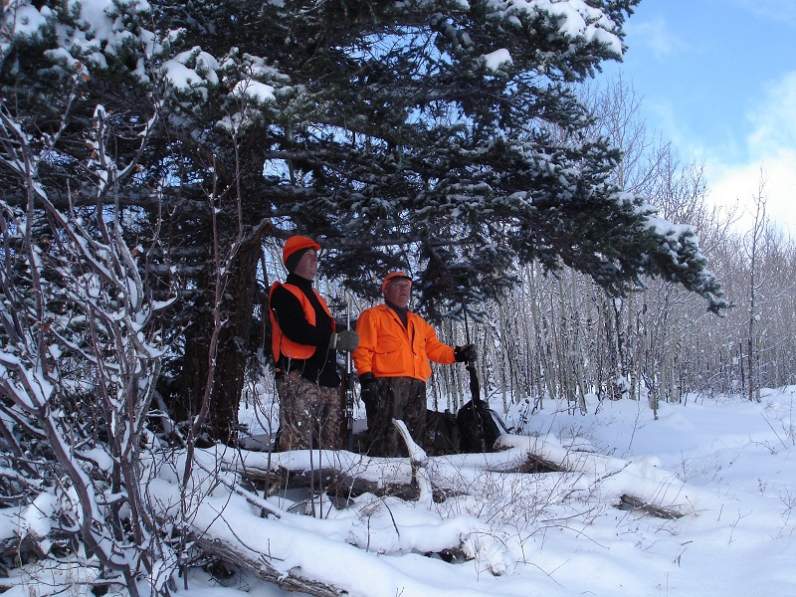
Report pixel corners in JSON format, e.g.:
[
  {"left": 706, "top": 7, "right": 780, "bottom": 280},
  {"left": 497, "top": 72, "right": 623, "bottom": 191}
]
[
  {"left": 353, "top": 304, "right": 455, "bottom": 382},
  {"left": 269, "top": 282, "right": 334, "bottom": 361}
]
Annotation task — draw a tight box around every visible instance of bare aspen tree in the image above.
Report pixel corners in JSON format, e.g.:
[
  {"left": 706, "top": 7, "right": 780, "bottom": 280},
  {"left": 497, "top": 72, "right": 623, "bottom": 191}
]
[
  {"left": 434, "top": 80, "right": 796, "bottom": 418},
  {"left": 745, "top": 177, "right": 768, "bottom": 402}
]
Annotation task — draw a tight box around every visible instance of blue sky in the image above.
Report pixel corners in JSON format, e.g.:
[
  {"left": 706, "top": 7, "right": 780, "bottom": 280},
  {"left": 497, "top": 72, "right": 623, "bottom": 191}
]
[{"left": 601, "top": 0, "right": 796, "bottom": 232}]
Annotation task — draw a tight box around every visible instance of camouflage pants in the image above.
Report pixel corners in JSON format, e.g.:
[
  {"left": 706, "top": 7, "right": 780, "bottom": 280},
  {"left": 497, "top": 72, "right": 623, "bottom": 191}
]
[
  {"left": 276, "top": 371, "right": 342, "bottom": 451},
  {"left": 362, "top": 377, "right": 426, "bottom": 457}
]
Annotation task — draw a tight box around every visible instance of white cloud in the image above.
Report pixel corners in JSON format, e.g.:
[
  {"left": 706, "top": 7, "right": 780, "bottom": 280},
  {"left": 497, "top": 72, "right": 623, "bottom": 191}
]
[
  {"left": 626, "top": 18, "right": 687, "bottom": 60},
  {"left": 733, "top": 0, "right": 796, "bottom": 26},
  {"left": 705, "top": 71, "right": 796, "bottom": 234},
  {"left": 707, "top": 149, "right": 796, "bottom": 231},
  {"left": 747, "top": 71, "right": 796, "bottom": 154}
]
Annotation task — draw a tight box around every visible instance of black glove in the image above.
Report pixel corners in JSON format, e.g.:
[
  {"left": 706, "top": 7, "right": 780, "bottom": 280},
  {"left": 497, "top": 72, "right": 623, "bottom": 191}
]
[
  {"left": 330, "top": 330, "right": 359, "bottom": 352},
  {"left": 454, "top": 343, "right": 477, "bottom": 362},
  {"left": 358, "top": 372, "right": 377, "bottom": 403},
  {"left": 358, "top": 372, "right": 376, "bottom": 389}
]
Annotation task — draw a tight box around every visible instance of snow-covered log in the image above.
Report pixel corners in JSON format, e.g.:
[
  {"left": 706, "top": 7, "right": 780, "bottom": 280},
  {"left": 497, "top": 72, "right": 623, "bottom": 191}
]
[
  {"left": 193, "top": 535, "right": 345, "bottom": 596},
  {"left": 140, "top": 421, "right": 516, "bottom": 591},
  {"left": 617, "top": 494, "right": 684, "bottom": 519},
  {"left": 249, "top": 466, "right": 426, "bottom": 502},
  {"left": 226, "top": 432, "right": 696, "bottom": 520}
]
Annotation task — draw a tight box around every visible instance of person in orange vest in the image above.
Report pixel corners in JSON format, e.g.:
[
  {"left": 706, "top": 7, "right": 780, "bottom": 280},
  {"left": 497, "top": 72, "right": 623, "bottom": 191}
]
[
  {"left": 269, "top": 235, "right": 358, "bottom": 451},
  {"left": 353, "top": 271, "right": 476, "bottom": 456}
]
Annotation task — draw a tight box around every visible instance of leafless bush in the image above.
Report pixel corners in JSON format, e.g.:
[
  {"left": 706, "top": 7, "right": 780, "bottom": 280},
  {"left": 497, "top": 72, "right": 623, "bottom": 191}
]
[{"left": 0, "top": 98, "right": 177, "bottom": 593}]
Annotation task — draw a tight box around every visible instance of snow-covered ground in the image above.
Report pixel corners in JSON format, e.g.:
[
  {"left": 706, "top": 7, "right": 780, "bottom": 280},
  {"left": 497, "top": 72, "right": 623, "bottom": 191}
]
[
  {"left": 204, "top": 387, "right": 796, "bottom": 597},
  {"left": 505, "top": 388, "right": 796, "bottom": 597},
  {"left": 6, "top": 388, "right": 796, "bottom": 596}
]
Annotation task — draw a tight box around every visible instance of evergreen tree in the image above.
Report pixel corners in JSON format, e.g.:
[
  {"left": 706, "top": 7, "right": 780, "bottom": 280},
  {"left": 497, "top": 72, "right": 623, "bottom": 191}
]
[{"left": 2, "top": 0, "right": 725, "bottom": 442}]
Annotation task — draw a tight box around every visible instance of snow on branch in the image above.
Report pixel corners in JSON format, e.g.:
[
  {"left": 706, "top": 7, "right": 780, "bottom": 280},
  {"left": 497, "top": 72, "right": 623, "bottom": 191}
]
[
  {"left": 0, "top": 89, "right": 176, "bottom": 595},
  {"left": 485, "top": 0, "right": 625, "bottom": 57}
]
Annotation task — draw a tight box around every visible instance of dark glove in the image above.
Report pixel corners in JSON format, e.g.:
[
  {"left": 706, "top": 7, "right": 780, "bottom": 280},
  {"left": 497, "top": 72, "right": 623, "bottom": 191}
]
[
  {"left": 358, "top": 372, "right": 376, "bottom": 389},
  {"left": 454, "top": 343, "right": 477, "bottom": 362},
  {"left": 330, "top": 330, "right": 359, "bottom": 352},
  {"left": 358, "top": 372, "right": 377, "bottom": 402}
]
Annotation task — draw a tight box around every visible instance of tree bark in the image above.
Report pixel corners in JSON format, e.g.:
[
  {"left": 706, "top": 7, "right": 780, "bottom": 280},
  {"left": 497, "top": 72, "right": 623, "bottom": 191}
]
[{"left": 179, "top": 238, "right": 261, "bottom": 442}]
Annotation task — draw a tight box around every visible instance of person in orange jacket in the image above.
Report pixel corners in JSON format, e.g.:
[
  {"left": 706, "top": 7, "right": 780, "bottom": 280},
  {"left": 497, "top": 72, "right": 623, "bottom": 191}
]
[
  {"left": 269, "top": 235, "right": 358, "bottom": 451},
  {"left": 353, "top": 271, "right": 476, "bottom": 456}
]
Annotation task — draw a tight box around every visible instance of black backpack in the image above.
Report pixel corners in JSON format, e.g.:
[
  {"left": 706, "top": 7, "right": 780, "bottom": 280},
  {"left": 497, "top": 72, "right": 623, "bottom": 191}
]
[
  {"left": 456, "top": 399, "right": 502, "bottom": 453},
  {"left": 425, "top": 410, "right": 461, "bottom": 455}
]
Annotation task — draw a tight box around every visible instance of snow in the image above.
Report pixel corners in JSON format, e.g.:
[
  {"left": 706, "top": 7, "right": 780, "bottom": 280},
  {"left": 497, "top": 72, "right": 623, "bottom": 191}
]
[
  {"left": 22, "top": 493, "right": 54, "bottom": 540},
  {"left": 70, "top": 0, "right": 150, "bottom": 53},
  {"left": 163, "top": 51, "right": 214, "bottom": 92},
  {"left": 75, "top": 0, "right": 118, "bottom": 48},
  {"left": 3, "top": 0, "right": 160, "bottom": 78},
  {"left": 7, "top": 3, "right": 50, "bottom": 40},
  {"left": 482, "top": 48, "right": 513, "bottom": 72},
  {"left": 19, "top": 492, "right": 56, "bottom": 554},
  {"left": 80, "top": 446, "right": 114, "bottom": 473},
  {"left": 0, "top": 557, "right": 101, "bottom": 597},
  {"left": 231, "top": 80, "right": 276, "bottom": 104},
  {"left": 501, "top": 389, "right": 796, "bottom": 596},
  {"left": 7, "top": 383, "right": 796, "bottom": 595},
  {"left": 0, "top": 507, "right": 21, "bottom": 543},
  {"left": 163, "top": 387, "right": 796, "bottom": 596},
  {"left": 486, "top": 0, "right": 624, "bottom": 57},
  {"left": 51, "top": 0, "right": 150, "bottom": 70},
  {"left": 645, "top": 212, "right": 695, "bottom": 240}
]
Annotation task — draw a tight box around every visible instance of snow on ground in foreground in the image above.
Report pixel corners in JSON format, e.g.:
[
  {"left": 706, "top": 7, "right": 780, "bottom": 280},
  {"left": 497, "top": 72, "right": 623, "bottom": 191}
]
[
  {"left": 193, "top": 387, "right": 796, "bottom": 597},
  {"left": 502, "top": 387, "right": 796, "bottom": 597}
]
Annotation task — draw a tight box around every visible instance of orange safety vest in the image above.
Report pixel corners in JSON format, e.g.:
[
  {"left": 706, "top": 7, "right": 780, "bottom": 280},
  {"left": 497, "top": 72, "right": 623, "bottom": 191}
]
[
  {"left": 269, "top": 282, "right": 335, "bottom": 361},
  {"left": 353, "top": 304, "right": 455, "bottom": 382}
]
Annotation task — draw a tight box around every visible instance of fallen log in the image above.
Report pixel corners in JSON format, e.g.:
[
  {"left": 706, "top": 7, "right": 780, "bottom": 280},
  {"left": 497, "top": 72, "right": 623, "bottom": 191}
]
[
  {"left": 486, "top": 453, "right": 564, "bottom": 474},
  {"left": 194, "top": 535, "right": 347, "bottom": 596},
  {"left": 247, "top": 466, "right": 421, "bottom": 502},
  {"left": 615, "top": 494, "right": 684, "bottom": 519},
  {"left": 233, "top": 437, "right": 563, "bottom": 502},
  {"left": 212, "top": 433, "right": 693, "bottom": 521}
]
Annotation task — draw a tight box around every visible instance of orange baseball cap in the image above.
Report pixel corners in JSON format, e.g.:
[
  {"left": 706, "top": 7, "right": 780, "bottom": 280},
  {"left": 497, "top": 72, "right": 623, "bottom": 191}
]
[
  {"left": 282, "top": 235, "right": 320, "bottom": 265},
  {"left": 381, "top": 271, "right": 412, "bottom": 293}
]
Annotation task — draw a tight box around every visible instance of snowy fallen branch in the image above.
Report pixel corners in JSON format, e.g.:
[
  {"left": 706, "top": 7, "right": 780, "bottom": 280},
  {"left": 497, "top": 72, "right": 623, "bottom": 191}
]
[
  {"left": 616, "top": 494, "right": 684, "bottom": 519},
  {"left": 133, "top": 423, "right": 705, "bottom": 593},
  {"left": 226, "top": 432, "right": 697, "bottom": 520},
  {"left": 193, "top": 534, "right": 344, "bottom": 596}
]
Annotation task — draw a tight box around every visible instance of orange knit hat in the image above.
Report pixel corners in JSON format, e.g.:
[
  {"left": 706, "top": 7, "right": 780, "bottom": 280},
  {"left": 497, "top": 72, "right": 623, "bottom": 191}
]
[
  {"left": 282, "top": 235, "right": 320, "bottom": 265},
  {"left": 381, "top": 271, "right": 412, "bottom": 293}
]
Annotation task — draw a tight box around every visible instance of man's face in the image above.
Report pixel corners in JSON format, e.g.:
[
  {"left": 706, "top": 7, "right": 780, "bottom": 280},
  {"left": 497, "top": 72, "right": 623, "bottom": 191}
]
[
  {"left": 384, "top": 278, "right": 411, "bottom": 308},
  {"left": 293, "top": 250, "right": 318, "bottom": 281}
]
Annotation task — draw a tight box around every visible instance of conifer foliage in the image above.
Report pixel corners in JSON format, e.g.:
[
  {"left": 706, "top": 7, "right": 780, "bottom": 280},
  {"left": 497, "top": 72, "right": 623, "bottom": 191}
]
[
  {"left": 0, "top": 0, "right": 730, "bottom": 591},
  {"left": 1, "top": 1, "right": 724, "bottom": 437}
]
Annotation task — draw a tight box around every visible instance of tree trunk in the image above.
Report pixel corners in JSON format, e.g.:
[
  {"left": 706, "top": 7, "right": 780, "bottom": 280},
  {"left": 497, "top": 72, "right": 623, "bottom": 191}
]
[
  {"left": 179, "top": 238, "right": 262, "bottom": 443},
  {"left": 211, "top": 239, "right": 262, "bottom": 440}
]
